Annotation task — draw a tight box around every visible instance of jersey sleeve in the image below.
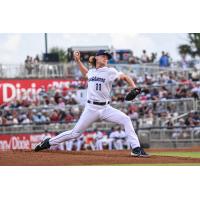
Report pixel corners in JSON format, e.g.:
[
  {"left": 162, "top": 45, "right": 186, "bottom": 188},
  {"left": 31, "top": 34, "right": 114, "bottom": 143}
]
[{"left": 108, "top": 68, "right": 123, "bottom": 82}]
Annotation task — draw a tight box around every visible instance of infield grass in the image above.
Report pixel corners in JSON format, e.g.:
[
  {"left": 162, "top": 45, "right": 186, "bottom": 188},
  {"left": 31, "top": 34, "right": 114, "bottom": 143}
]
[
  {"left": 113, "top": 151, "right": 200, "bottom": 166},
  {"left": 113, "top": 163, "right": 200, "bottom": 166},
  {"left": 151, "top": 152, "right": 200, "bottom": 158}
]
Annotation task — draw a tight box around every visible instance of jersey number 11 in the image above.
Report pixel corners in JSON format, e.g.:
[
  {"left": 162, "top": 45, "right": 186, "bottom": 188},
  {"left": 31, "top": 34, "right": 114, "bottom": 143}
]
[{"left": 96, "top": 83, "right": 101, "bottom": 91}]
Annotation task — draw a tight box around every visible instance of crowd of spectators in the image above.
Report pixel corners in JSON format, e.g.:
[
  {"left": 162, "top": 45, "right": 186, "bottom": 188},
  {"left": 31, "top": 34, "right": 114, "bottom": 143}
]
[
  {"left": 0, "top": 84, "right": 83, "bottom": 126},
  {"left": 167, "top": 111, "right": 200, "bottom": 140},
  {"left": 113, "top": 82, "right": 200, "bottom": 102},
  {"left": 112, "top": 70, "right": 200, "bottom": 101},
  {"left": 109, "top": 49, "right": 171, "bottom": 66},
  {"left": 0, "top": 89, "right": 199, "bottom": 128},
  {"left": 1, "top": 66, "right": 200, "bottom": 129}
]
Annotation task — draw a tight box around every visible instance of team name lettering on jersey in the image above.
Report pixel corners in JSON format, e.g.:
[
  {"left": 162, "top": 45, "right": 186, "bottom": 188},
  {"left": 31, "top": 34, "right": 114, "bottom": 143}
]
[{"left": 88, "top": 76, "right": 106, "bottom": 83}]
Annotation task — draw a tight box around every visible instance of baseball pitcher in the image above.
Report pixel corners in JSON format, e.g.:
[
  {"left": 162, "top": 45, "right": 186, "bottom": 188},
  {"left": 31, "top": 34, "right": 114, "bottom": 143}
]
[{"left": 35, "top": 50, "right": 149, "bottom": 157}]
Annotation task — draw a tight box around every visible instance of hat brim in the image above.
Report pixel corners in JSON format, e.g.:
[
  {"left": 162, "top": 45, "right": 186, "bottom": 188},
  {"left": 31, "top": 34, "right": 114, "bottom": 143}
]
[
  {"left": 96, "top": 53, "right": 112, "bottom": 60},
  {"left": 104, "top": 53, "right": 112, "bottom": 60}
]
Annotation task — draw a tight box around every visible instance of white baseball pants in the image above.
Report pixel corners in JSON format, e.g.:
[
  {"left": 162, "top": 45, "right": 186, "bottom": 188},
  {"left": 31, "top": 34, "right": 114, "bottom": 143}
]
[{"left": 49, "top": 103, "right": 140, "bottom": 149}]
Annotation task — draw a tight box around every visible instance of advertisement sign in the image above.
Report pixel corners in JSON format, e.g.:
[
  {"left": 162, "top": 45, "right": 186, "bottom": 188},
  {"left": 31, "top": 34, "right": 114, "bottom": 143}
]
[
  {"left": 0, "top": 79, "right": 86, "bottom": 104},
  {"left": 0, "top": 133, "right": 55, "bottom": 150}
]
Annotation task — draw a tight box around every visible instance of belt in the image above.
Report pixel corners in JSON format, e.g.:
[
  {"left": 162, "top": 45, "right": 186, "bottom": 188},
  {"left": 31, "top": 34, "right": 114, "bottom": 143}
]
[{"left": 87, "top": 100, "right": 110, "bottom": 106}]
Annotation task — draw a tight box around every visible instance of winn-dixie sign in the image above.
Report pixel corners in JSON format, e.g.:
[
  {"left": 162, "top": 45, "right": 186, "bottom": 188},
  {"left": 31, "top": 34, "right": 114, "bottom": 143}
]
[
  {"left": 0, "top": 133, "right": 55, "bottom": 150},
  {"left": 0, "top": 79, "right": 85, "bottom": 104}
]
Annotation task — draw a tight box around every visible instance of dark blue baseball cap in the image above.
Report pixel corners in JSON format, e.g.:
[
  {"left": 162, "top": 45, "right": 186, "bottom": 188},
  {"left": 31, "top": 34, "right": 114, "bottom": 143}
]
[{"left": 96, "top": 50, "right": 112, "bottom": 60}]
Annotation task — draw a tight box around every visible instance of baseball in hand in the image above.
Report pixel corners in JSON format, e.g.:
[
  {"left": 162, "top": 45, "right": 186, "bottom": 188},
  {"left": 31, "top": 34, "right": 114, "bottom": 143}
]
[
  {"left": 74, "top": 51, "right": 80, "bottom": 56},
  {"left": 73, "top": 51, "right": 80, "bottom": 61}
]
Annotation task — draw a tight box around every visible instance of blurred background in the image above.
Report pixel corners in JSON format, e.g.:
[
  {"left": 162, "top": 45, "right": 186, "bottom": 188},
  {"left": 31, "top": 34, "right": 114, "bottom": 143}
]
[{"left": 1, "top": 33, "right": 200, "bottom": 151}]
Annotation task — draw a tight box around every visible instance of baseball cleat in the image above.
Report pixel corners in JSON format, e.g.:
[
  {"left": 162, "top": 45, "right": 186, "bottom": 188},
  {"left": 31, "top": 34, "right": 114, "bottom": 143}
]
[
  {"left": 131, "top": 147, "right": 150, "bottom": 157},
  {"left": 34, "top": 138, "right": 51, "bottom": 152}
]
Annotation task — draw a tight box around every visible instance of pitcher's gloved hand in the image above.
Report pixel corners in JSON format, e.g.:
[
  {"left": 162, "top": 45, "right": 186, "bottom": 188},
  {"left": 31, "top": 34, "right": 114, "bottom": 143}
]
[{"left": 125, "top": 88, "right": 142, "bottom": 101}]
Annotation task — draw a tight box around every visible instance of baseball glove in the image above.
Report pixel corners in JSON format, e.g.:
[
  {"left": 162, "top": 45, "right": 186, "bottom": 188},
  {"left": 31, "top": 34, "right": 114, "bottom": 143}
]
[{"left": 125, "top": 88, "right": 142, "bottom": 101}]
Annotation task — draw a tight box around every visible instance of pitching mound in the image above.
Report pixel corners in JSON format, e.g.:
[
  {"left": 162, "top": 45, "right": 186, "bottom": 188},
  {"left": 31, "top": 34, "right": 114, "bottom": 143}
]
[{"left": 1, "top": 148, "right": 200, "bottom": 166}]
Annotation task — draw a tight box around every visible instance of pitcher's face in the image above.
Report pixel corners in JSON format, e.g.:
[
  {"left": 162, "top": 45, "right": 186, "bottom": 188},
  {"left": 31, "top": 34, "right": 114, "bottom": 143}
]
[{"left": 95, "top": 55, "right": 108, "bottom": 67}]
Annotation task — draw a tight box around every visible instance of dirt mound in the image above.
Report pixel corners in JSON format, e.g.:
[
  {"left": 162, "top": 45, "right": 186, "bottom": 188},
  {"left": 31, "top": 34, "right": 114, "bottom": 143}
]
[{"left": 1, "top": 149, "right": 200, "bottom": 166}]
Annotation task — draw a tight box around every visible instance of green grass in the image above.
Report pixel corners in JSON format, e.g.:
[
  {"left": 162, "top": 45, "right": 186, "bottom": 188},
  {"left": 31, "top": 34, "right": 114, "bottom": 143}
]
[
  {"left": 151, "top": 152, "right": 200, "bottom": 158},
  {"left": 111, "top": 152, "right": 200, "bottom": 166},
  {"left": 113, "top": 163, "right": 200, "bottom": 166}
]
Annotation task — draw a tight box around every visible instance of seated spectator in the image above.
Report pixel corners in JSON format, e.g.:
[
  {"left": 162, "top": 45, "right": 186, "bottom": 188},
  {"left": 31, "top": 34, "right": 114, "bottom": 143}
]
[
  {"left": 158, "top": 86, "right": 169, "bottom": 99},
  {"left": 139, "top": 92, "right": 148, "bottom": 101},
  {"left": 33, "top": 112, "right": 47, "bottom": 124},
  {"left": 191, "top": 83, "right": 200, "bottom": 99},
  {"left": 41, "top": 109, "right": 50, "bottom": 123},
  {"left": 10, "top": 98, "right": 21, "bottom": 109},
  {"left": 185, "top": 113, "right": 195, "bottom": 126},
  {"left": 128, "top": 110, "right": 139, "bottom": 121},
  {"left": 57, "top": 97, "right": 65, "bottom": 109},
  {"left": 157, "top": 72, "right": 168, "bottom": 84},
  {"left": 166, "top": 77, "right": 177, "bottom": 85},
  {"left": 192, "top": 111, "right": 200, "bottom": 125},
  {"left": 54, "top": 91, "right": 62, "bottom": 104},
  {"left": 21, "top": 114, "right": 32, "bottom": 124},
  {"left": 144, "top": 111, "right": 154, "bottom": 126},
  {"left": 150, "top": 88, "right": 159, "bottom": 100},
  {"left": 166, "top": 118, "right": 174, "bottom": 128},
  {"left": 12, "top": 111, "right": 19, "bottom": 125},
  {"left": 144, "top": 73, "right": 153, "bottom": 85},
  {"left": 65, "top": 111, "right": 74, "bottom": 122},
  {"left": 50, "top": 109, "right": 60, "bottom": 123},
  {"left": 171, "top": 118, "right": 187, "bottom": 139}
]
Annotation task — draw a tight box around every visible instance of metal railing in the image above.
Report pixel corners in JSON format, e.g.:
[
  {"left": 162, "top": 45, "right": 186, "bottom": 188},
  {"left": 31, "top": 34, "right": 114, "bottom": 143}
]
[
  {"left": 137, "top": 126, "right": 200, "bottom": 148},
  {"left": 0, "top": 63, "right": 71, "bottom": 79},
  {"left": 0, "top": 98, "right": 196, "bottom": 117},
  {"left": 0, "top": 63, "right": 195, "bottom": 79},
  {"left": 113, "top": 63, "right": 193, "bottom": 78},
  {"left": 112, "top": 98, "right": 196, "bottom": 115},
  {"left": 1, "top": 122, "right": 200, "bottom": 148}
]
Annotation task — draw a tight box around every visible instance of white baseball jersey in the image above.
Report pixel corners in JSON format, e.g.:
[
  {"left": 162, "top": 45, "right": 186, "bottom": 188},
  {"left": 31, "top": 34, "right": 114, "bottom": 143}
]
[{"left": 86, "top": 67, "right": 122, "bottom": 102}]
